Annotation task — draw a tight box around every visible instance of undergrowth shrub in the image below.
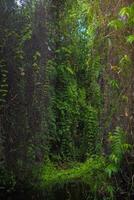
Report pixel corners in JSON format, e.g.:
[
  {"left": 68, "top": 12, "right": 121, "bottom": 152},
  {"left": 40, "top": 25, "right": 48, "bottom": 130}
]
[{"left": 40, "top": 127, "right": 131, "bottom": 199}]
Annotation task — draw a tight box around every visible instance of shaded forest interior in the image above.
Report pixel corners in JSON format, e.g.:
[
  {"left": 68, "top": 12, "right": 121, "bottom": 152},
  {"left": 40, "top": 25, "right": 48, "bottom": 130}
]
[{"left": 0, "top": 0, "right": 134, "bottom": 199}]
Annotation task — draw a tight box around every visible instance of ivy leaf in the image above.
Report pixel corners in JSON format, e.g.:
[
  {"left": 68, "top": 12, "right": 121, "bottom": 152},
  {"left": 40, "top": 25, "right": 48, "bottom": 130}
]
[
  {"left": 109, "top": 79, "right": 119, "bottom": 89},
  {"left": 119, "top": 7, "right": 130, "bottom": 18},
  {"left": 105, "top": 163, "right": 118, "bottom": 178},
  {"left": 66, "top": 67, "right": 74, "bottom": 75},
  {"left": 127, "top": 35, "right": 134, "bottom": 44},
  {"left": 108, "top": 19, "right": 124, "bottom": 30},
  {"left": 119, "top": 54, "right": 131, "bottom": 65}
]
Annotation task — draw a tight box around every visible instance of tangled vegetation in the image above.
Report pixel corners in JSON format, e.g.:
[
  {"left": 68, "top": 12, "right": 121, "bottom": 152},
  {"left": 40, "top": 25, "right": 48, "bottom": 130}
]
[
  {"left": 0, "top": 0, "right": 134, "bottom": 199},
  {"left": 41, "top": 127, "right": 131, "bottom": 199}
]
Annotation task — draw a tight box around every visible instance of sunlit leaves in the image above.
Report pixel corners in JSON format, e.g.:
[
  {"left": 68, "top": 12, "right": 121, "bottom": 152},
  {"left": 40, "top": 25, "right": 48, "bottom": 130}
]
[
  {"left": 108, "top": 19, "right": 124, "bottom": 30},
  {"left": 119, "top": 55, "right": 131, "bottom": 65},
  {"left": 119, "top": 4, "right": 134, "bottom": 20},
  {"left": 126, "top": 34, "right": 134, "bottom": 44},
  {"left": 66, "top": 66, "right": 74, "bottom": 75},
  {"left": 105, "top": 163, "right": 118, "bottom": 178},
  {"left": 119, "top": 6, "right": 131, "bottom": 18}
]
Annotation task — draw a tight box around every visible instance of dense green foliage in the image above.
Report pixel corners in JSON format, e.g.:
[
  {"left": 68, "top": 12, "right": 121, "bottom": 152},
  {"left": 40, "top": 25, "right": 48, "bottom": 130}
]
[
  {"left": 41, "top": 127, "right": 130, "bottom": 199},
  {"left": 0, "top": 0, "right": 134, "bottom": 199},
  {"left": 49, "top": 0, "right": 102, "bottom": 163}
]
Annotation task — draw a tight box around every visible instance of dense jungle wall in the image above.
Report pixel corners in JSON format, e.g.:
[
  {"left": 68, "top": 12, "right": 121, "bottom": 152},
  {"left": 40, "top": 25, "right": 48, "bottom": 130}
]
[{"left": 0, "top": 0, "right": 134, "bottom": 199}]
